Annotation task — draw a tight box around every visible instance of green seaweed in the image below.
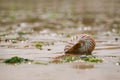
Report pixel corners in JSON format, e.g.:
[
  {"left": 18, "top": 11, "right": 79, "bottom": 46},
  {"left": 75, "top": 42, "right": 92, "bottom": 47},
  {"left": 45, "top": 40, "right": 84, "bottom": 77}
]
[
  {"left": 9, "top": 15, "right": 16, "bottom": 20},
  {"left": 52, "top": 55, "right": 103, "bottom": 63},
  {"left": 18, "top": 32, "right": 28, "bottom": 35},
  {"left": 60, "top": 56, "right": 78, "bottom": 63},
  {"left": 52, "top": 55, "right": 80, "bottom": 63},
  {"left": 65, "top": 34, "right": 71, "bottom": 38},
  {"left": 4, "top": 56, "right": 32, "bottom": 64},
  {"left": 81, "top": 56, "right": 103, "bottom": 63},
  {"left": 35, "top": 42, "right": 43, "bottom": 49},
  {"left": 0, "top": 34, "right": 7, "bottom": 36}
]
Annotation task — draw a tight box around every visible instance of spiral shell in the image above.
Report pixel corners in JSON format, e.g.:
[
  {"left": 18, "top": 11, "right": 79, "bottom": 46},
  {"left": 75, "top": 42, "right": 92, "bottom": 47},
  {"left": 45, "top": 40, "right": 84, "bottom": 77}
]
[{"left": 64, "top": 34, "right": 95, "bottom": 55}]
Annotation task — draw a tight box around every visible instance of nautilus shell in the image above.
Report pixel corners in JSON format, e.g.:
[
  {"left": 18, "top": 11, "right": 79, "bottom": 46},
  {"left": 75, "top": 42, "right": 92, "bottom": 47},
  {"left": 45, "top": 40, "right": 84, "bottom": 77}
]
[{"left": 64, "top": 34, "right": 95, "bottom": 55}]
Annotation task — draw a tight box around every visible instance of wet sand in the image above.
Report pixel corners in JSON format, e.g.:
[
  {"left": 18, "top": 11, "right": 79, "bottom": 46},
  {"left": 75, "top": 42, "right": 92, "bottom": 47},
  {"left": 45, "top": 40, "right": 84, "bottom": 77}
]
[
  {"left": 0, "top": 34, "right": 120, "bottom": 80},
  {"left": 0, "top": 62, "right": 120, "bottom": 80}
]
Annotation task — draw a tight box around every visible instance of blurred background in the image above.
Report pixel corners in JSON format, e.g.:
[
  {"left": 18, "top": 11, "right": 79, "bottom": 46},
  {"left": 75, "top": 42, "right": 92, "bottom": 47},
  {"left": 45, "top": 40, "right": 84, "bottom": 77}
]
[{"left": 0, "top": 0, "right": 120, "bottom": 35}]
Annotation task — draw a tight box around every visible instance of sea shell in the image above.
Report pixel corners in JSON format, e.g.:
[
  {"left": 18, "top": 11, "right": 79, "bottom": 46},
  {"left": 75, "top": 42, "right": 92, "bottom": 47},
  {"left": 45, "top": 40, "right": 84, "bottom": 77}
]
[{"left": 64, "top": 34, "right": 95, "bottom": 55}]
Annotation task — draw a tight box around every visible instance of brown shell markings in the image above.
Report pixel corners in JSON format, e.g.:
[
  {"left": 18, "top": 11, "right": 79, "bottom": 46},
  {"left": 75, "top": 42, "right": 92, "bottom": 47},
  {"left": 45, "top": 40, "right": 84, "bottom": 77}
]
[{"left": 64, "top": 34, "right": 95, "bottom": 55}]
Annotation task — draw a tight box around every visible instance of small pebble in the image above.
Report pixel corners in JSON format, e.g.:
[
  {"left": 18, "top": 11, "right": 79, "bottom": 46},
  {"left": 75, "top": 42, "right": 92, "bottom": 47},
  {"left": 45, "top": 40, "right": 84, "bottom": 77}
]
[
  {"left": 47, "top": 49, "right": 51, "bottom": 51},
  {"left": 116, "top": 62, "right": 120, "bottom": 66}
]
